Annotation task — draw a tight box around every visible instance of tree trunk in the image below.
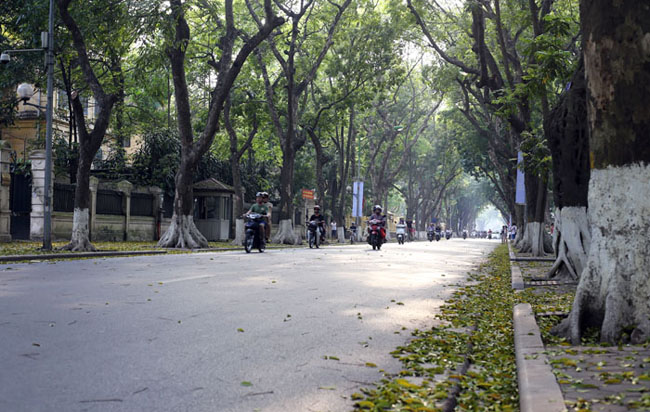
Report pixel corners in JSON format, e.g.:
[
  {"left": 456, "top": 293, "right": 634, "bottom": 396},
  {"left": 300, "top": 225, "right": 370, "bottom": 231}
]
[
  {"left": 232, "top": 218, "right": 245, "bottom": 246},
  {"left": 517, "top": 171, "right": 551, "bottom": 255},
  {"left": 554, "top": 0, "right": 650, "bottom": 344},
  {"left": 63, "top": 155, "right": 95, "bottom": 251},
  {"left": 157, "top": 164, "right": 208, "bottom": 249},
  {"left": 159, "top": 0, "right": 283, "bottom": 248},
  {"left": 57, "top": 0, "right": 119, "bottom": 252},
  {"left": 545, "top": 59, "right": 591, "bottom": 279}
]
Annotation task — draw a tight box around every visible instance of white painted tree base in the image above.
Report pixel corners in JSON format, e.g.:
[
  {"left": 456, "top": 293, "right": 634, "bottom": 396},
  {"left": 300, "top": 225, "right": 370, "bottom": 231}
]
[
  {"left": 273, "top": 219, "right": 300, "bottom": 245},
  {"left": 60, "top": 208, "right": 97, "bottom": 252},
  {"left": 232, "top": 219, "right": 245, "bottom": 246},
  {"left": 547, "top": 207, "right": 590, "bottom": 280},
  {"left": 337, "top": 229, "right": 345, "bottom": 243},
  {"left": 157, "top": 214, "right": 209, "bottom": 249},
  {"left": 555, "top": 164, "right": 650, "bottom": 344},
  {"left": 517, "top": 222, "right": 544, "bottom": 256}
]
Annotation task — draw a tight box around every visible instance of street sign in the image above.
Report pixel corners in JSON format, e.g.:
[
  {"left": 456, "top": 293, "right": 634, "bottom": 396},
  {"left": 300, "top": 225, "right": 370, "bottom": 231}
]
[{"left": 302, "top": 189, "right": 314, "bottom": 200}]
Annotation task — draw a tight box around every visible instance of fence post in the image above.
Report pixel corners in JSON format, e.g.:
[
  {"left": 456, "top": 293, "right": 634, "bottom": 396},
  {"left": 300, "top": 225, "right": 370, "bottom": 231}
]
[
  {"left": 117, "top": 180, "right": 133, "bottom": 241},
  {"left": 0, "top": 141, "right": 12, "bottom": 242},
  {"left": 30, "top": 150, "right": 53, "bottom": 241},
  {"left": 149, "top": 187, "right": 163, "bottom": 241},
  {"left": 89, "top": 176, "right": 99, "bottom": 241}
]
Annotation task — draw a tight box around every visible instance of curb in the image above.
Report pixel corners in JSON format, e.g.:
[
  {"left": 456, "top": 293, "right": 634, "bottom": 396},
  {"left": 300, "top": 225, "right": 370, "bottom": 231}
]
[
  {"left": 513, "top": 303, "right": 566, "bottom": 412},
  {"left": 511, "top": 257, "right": 555, "bottom": 262},
  {"left": 511, "top": 263, "right": 525, "bottom": 290},
  {"left": 508, "top": 243, "right": 525, "bottom": 290},
  {"left": 0, "top": 250, "right": 167, "bottom": 263}
]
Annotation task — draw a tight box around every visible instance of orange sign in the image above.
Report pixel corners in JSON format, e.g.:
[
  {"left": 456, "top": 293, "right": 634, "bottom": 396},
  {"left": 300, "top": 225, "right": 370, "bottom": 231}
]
[{"left": 302, "top": 189, "right": 314, "bottom": 199}]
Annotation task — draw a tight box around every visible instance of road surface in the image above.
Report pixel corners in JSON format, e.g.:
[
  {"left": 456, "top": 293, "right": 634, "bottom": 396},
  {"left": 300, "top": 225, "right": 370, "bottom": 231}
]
[{"left": 0, "top": 238, "right": 497, "bottom": 412}]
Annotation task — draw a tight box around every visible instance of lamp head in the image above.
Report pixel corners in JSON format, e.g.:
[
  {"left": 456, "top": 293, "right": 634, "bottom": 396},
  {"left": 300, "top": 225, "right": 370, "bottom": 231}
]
[
  {"left": 17, "top": 83, "right": 34, "bottom": 102},
  {"left": 0, "top": 53, "right": 10, "bottom": 64}
]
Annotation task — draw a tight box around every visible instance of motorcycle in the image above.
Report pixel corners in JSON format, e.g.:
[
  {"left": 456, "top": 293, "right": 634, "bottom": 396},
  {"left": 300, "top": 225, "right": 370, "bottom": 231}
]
[
  {"left": 307, "top": 220, "right": 323, "bottom": 249},
  {"left": 367, "top": 219, "right": 384, "bottom": 250},
  {"left": 445, "top": 230, "right": 452, "bottom": 240},
  {"left": 435, "top": 229, "right": 441, "bottom": 242},
  {"left": 396, "top": 224, "right": 407, "bottom": 245},
  {"left": 427, "top": 229, "right": 435, "bottom": 242},
  {"left": 244, "top": 213, "right": 266, "bottom": 253},
  {"left": 462, "top": 231, "right": 467, "bottom": 240}
]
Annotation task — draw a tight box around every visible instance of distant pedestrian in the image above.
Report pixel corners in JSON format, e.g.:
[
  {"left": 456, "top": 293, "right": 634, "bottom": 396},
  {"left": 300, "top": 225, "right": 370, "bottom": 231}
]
[
  {"left": 510, "top": 224, "right": 517, "bottom": 241},
  {"left": 331, "top": 221, "right": 337, "bottom": 239},
  {"left": 501, "top": 225, "right": 508, "bottom": 243}
]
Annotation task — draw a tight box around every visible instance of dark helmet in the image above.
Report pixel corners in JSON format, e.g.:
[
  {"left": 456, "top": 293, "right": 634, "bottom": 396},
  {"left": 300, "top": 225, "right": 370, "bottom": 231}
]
[{"left": 374, "top": 205, "right": 382, "bottom": 212}]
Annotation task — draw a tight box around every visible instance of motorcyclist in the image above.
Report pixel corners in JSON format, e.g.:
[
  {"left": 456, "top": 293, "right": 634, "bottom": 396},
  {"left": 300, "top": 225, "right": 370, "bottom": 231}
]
[
  {"left": 245, "top": 192, "right": 269, "bottom": 235},
  {"left": 368, "top": 205, "right": 387, "bottom": 242},
  {"left": 308, "top": 205, "right": 326, "bottom": 242}
]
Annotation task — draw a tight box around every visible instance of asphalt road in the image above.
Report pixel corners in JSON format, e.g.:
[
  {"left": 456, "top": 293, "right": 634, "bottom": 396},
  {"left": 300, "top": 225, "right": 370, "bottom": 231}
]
[{"left": 0, "top": 238, "right": 497, "bottom": 412}]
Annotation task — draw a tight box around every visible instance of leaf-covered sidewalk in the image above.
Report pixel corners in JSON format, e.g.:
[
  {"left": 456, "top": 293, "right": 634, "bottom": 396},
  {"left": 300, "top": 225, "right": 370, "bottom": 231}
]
[{"left": 351, "top": 245, "right": 521, "bottom": 411}]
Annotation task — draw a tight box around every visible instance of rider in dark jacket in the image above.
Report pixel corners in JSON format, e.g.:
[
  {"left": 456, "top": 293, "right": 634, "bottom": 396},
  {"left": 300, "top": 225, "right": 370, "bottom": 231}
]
[
  {"left": 309, "top": 205, "right": 326, "bottom": 241},
  {"left": 369, "top": 205, "right": 387, "bottom": 242}
]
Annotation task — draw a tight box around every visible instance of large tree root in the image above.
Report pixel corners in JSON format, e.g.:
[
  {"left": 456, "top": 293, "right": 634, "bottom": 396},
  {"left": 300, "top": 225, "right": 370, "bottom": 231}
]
[
  {"left": 60, "top": 208, "right": 97, "bottom": 252},
  {"left": 272, "top": 219, "right": 301, "bottom": 245},
  {"left": 231, "top": 219, "right": 245, "bottom": 246},
  {"left": 157, "top": 214, "right": 208, "bottom": 249},
  {"left": 546, "top": 207, "right": 590, "bottom": 281},
  {"left": 553, "top": 165, "right": 650, "bottom": 344},
  {"left": 516, "top": 222, "right": 553, "bottom": 255}
]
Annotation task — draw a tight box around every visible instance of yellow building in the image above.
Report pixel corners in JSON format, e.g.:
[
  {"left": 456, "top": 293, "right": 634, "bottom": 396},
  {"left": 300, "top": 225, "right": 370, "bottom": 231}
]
[{"left": 0, "top": 85, "right": 141, "bottom": 164}]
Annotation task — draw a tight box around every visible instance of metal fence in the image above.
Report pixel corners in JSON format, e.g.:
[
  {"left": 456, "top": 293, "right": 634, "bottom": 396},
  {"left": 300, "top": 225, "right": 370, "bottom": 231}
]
[
  {"left": 53, "top": 183, "right": 75, "bottom": 212},
  {"left": 96, "top": 190, "right": 123, "bottom": 215},
  {"left": 131, "top": 193, "right": 154, "bottom": 217}
]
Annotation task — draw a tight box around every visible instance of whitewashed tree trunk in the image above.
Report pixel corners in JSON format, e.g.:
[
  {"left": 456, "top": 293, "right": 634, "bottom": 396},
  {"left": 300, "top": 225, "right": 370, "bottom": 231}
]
[
  {"left": 231, "top": 219, "right": 245, "bottom": 246},
  {"left": 273, "top": 219, "right": 300, "bottom": 245},
  {"left": 157, "top": 214, "right": 208, "bottom": 249},
  {"left": 62, "top": 208, "right": 96, "bottom": 252},
  {"left": 547, "top": 206, "right": 590, "bottom": 280},
  {"left": 518, "top": 222, "right": 546, "bottom": 255},
  {"left": 337, "top": 229, "right": 345, "bottom": 243},
  {"left": 555, "top": 165, "right": 650, "bottom": 344}
]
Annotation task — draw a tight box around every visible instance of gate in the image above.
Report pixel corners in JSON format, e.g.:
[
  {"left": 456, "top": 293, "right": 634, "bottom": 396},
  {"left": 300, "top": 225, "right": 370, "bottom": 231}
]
[{"left": 10, "top": 173, "right": 31, "bottom": 240}]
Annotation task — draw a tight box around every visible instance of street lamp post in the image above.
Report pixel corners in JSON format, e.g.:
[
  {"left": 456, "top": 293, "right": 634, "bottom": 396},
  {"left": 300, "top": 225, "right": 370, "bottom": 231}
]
[{"left": 2, "top": 0, "right": 55, "bottom": 250}]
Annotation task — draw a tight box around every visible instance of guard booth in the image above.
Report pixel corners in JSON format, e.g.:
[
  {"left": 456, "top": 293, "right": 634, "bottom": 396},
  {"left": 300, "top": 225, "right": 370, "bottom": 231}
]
[{"left": 192, "top": 178, "right": 234, "bottom": 241}]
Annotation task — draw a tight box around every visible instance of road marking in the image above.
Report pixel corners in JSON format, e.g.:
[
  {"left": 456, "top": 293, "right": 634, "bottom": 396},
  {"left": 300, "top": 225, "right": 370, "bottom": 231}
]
[{"left": 161, "top": 275, "right": 215, "bottom": 284}]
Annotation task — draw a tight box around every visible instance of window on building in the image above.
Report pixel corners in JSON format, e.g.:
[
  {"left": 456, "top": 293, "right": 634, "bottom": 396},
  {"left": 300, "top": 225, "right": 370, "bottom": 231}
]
[
  {"left": 57, "top": 90, "right": 68, "bottom": 110},
  {"left": 80, "top": 95, "right": 89, "bottom": 116},
  {"left": 122, "top": 136, "right": 131, "bottom": 148}
]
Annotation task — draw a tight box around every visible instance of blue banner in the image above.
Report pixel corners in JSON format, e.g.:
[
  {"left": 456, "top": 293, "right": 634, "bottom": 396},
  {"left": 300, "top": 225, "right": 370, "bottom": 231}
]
[
  {"left": 516, "top": 151, "right": 526, "bottom": 205},
  {"left": 352, "top": 181, "right": 364, "bottom": 217}
]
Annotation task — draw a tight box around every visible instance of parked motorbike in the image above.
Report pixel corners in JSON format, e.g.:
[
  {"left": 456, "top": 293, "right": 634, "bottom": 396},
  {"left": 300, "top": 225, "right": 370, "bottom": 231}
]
[
  {"left": 367, "top": 219, "right": 384, "bottom": 250},
  {"left": 244, "top": 213, "right": 266, "bottom": 253},
  {"left": 396, "top": 224, "right": 407, "bottom": 245},
  {"left": 307, "top": 220, "right": 322, "bottom": 249}
]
